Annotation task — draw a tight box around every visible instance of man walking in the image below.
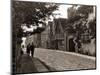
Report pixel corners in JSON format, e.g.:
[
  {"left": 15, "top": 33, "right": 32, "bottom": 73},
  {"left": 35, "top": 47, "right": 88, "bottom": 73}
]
[
  {"left": 30, "top": 42, "right": 35, "bottom": 57},
  {"left": 27, "top": 44, "right": 31, "bottom": 56}
]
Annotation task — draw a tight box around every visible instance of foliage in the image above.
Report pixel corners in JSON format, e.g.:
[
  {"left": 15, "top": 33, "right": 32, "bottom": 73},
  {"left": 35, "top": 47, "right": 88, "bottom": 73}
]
[
  {"left": 12, "top": 1, "right": 58, "bottom": 27},
  {"left": 77, "top": 5, "right": 93, "bottom": 18},
  {"left": 12, "top": 1, "right": 59, "bottom": 56},
  {"left": 12, "top": 1, "right": 58, "bottom": 39},
  {"left": 66, "top": 5, "right": 95, "bottom": 40}
]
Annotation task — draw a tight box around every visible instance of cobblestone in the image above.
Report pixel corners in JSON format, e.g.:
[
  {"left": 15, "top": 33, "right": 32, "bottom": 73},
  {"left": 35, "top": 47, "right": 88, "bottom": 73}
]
[{"left": 34, "top": 48, "right": 96, "bottom": 71}]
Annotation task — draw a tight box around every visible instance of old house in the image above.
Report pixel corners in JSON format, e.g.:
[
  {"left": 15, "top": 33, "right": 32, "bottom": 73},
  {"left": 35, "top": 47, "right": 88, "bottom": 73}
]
[
  {"left": 41, "top": 24, "right": 51, "bottom": 48},
  {"left": 50, "top": 18, "right": 66, "bottom": 51}
]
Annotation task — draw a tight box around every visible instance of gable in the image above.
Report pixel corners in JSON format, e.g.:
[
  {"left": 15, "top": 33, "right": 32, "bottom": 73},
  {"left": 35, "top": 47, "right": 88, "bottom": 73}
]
[{"left": 54, "top": 18, "right": 67, "bottom": 34}]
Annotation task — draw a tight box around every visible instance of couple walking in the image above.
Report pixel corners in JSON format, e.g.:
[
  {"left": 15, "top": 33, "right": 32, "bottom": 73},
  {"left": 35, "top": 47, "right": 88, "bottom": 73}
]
[{"left": 27, "top": 42, "right": 35, "bottom": 57}]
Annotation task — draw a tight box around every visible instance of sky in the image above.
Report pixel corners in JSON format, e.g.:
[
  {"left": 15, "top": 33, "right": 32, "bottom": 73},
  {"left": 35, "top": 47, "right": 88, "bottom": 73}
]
[{"left": 53, "top": 4, "right": 72, "bottom": 18}]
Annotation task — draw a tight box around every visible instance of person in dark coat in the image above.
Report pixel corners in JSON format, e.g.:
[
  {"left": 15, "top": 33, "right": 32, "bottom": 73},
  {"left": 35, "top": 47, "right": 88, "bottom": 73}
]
[
  {"left": 27, "top": 43, "right": 31, "bottom": 56},
  {"left": 77, "top": 40, "right": 82, "bottom": 53},
  {"left": 30, "top": 43, "right": 35, "bottom": 57}
]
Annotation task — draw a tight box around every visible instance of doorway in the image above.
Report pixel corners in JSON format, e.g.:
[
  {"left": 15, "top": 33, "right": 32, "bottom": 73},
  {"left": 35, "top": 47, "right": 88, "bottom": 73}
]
[{"left": 69, "top": 38, "right": 75, "bottom": 52}]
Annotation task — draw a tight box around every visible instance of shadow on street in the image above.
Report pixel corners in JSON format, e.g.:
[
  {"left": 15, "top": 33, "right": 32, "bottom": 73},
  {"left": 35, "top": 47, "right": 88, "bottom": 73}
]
[{"left": 16, "top": 54, "right": 56, "bottom": 74}]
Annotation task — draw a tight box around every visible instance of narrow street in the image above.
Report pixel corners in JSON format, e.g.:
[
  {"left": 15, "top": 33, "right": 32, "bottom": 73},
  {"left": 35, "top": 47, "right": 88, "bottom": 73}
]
[{"left": 16, "top": 48, "right": 96, "bottom": 74}]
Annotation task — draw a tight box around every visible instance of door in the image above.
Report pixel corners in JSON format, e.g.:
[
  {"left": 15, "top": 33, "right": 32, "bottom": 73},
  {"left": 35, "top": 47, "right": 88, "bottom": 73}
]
[{"left": 69, "top": 38, "right": 75, "bottom": 52}]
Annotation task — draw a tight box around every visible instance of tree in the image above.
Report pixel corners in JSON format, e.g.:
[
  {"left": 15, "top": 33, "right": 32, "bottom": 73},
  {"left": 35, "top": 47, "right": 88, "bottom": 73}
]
[
  {"left": 12, "top": 1, "right": 58, "bottom": 71},
  {"left": 13, "top": 1, "right": 58, "bottom": 26},
  {"left": 12, "top": 1, "right": 59, "bottom": 39},
  {"left": 77, "top": 5, "right": 93, "bottom": 18},
  {"left": 66, "top": 5, "right": 95, "bottom": 39},
  {"left": 12, "top": 1, "right": 58, "bottom": 40}
]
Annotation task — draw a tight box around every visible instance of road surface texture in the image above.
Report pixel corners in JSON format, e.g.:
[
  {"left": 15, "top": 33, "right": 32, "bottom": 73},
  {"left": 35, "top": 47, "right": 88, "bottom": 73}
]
[
  {"left": 16, "top": 48, "right": 96, "bottom": 74},
  {"left": 16, "top": 54, "right": 55, "bottom": 74},
  {"left": 34, "top": 48, "right": 96, "bottom": 71}
]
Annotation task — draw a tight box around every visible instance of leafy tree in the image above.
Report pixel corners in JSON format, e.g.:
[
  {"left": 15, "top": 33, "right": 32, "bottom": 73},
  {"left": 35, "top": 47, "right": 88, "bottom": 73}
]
[
  {"left": 12, "top": 1, "right": 58, "bottom": 40},
  {"left": 13, "top": 1, "right": 58, "bottom": 26},
  {"left": 66, "top": 5, "right": 95, "bottom": 39},
  {"left": 77, "top": 5, "right": 93, "bottom": 18},
  {"left": 12, "top": 1, "right": 58, "bottom": 69}
]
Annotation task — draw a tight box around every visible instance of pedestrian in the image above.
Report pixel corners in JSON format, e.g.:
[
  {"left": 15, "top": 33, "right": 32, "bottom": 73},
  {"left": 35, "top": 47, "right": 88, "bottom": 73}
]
[
  {"left": 30, "top": 42, "right": 35, "bottom": 57},
  {"left": 27, "top": 43, "right": 31, "bottom": 56},
  {"left": 77, "top": 39, "right": 82, "bottom": 53},
  {"left": 20, "top": 48, "right": 23, "bottom": 55}
]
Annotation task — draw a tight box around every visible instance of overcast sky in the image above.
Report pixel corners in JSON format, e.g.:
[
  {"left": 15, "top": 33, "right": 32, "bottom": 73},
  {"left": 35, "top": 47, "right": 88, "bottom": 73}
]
[{"left": 53, "top": 4, "right": 72, "bottom": 18}]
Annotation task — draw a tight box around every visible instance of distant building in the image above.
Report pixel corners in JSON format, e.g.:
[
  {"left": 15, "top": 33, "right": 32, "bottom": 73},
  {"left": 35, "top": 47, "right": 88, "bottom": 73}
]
[
  {"left": 41, "top": 22, "right": 51, "bottom": 48},
  {"left": 50, "top": 18, "right": 68, "bottom": 51}
]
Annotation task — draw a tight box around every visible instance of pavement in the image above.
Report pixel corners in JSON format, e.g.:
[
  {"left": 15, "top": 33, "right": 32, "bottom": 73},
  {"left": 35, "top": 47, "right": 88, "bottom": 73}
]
[
  {"left": 16, "top": 54, "right": 56, "bottom": 74},
  {"left": 34, "top": 48, "right": 96, "bottom": 71}
]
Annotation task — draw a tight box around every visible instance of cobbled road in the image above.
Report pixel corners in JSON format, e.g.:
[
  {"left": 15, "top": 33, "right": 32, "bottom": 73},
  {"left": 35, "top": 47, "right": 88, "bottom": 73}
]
[{"left": 34, "top": 48, "right": 96, "bottom": 71}]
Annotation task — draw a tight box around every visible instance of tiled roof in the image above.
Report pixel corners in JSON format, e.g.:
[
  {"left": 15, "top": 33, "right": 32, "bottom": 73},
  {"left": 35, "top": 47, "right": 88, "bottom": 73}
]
[{"left": 54, "top": 18, "right": 67, "bottom": 31}]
